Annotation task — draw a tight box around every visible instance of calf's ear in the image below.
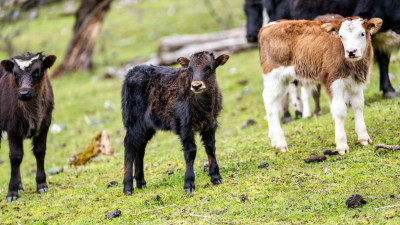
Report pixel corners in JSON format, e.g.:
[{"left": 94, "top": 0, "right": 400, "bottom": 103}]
[
  {"left": 321, "top": 23, "right": 339, "bottom": 35},
  {"left": 214, "top": 54, "right": 229, "bottom": 68},
  {"left": 366, "top": 18, "right": 382, "bottom": 35},
  {"left": 43, "top": 55, "right": 57, "bottom": 70},
  {"left": 1, "top": 60, "right": 14, "bottom": 73},
  {"left": 177, "top": 57, "right": 189, "bottom": 68}
]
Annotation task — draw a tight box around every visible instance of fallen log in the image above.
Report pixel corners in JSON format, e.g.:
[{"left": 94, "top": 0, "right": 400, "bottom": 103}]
[{"left": 105, "top": 27, "right": 257, "bottom": 79}]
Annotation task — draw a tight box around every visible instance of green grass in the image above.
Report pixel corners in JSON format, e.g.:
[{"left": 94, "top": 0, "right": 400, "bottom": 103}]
[{"left": 1, "top": 1, "right": 400, "bottom": 224}]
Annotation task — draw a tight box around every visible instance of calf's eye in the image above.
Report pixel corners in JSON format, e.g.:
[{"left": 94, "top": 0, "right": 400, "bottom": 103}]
[{"left": 360, "top": 32, "right": 365, "bottom": 37}]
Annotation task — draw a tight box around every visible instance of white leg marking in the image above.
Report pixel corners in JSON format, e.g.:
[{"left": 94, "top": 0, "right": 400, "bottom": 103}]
[
  {"left": 348, "top": 80, "right": 371, "bottom": 145},
  {"left": 330, "top": 79, "right": 349, "bottom": 154},
  {"left": 301, "top": 85, "right": 313, "bottom": 118},
  {"left": 262, "top": 66, "right": 296, "bottom": 152}
]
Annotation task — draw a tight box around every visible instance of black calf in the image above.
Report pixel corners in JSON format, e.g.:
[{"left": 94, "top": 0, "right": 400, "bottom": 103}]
[
  {"left": 0, "top": 53, "right": 56, "bottom": 202},
  {"left": 121, "top": 51, "right": 229, "bottom": 194}
]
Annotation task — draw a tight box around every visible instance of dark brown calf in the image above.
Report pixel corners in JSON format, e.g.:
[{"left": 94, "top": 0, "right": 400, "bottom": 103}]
[{"left": 0, "top": 53, "right": 56, "bottom": 202}]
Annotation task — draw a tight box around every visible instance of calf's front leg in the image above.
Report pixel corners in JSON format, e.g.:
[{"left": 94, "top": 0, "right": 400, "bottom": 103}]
[
  {"left": 349, "top": 86, "right": 372, "bottom": 146},
  {"left": 179, "top": 127, "right": 197, "bottom": 194},
  {"left": 201, "top": 127, "right": 222, "bottom": 185},
  {"left": 330, "top": 80, "right": 349, "bottom": 154},
  {"left": 7, "top": 135, "right": 24, "bottom": 202},
  {"left": 33, "top": 128, "right": 50, "bottom": 194}
]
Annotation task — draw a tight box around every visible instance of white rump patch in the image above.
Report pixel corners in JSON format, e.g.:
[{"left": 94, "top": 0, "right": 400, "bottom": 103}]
[{"left": 14, "top": 55, "right": 40, "bottom": 70}]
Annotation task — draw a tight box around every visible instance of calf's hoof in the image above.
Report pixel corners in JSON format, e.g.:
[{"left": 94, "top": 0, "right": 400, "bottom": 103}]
[
  {"left": 359, "top": 138, "right": 372, "bottom": 146},
  {"left": 184, "top": 187, "right": 195, "bottom": 194},
  {"left": 6, "top": 192, "right": 18, "bottom": 203},
  {"left": 383, "top": 91, "right": 399, "bottom": 99},
  {"left": 37, "top": 183, "right": 48, "bottom": 194},
  {"left": 281, "top": 115, "right": 293, "bottom": 124},
  {"left": 136, "top": 180, "right": 147, "bottom": 189},
  {"left": 277, "top": 145, "right": 289, "bottom": 152},
  {"left": 211, "top": 176, "right": 222, "bottom": 185},
  {"left": 124, "top": 186, "right": 133, "bottom": 196},
  {"left": 337, "top": 147, "right": 349, "bottom": 155},
  {"left": 18, "top": 184, "right": 24, "bottom": 194}
]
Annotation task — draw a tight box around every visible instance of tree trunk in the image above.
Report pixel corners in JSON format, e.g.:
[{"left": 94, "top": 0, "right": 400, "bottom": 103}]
[{"left": 52, "top": 0, "right": 112, "bottom": 78}]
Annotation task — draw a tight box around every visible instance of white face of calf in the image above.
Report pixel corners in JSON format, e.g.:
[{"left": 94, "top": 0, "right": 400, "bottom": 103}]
[
  {"left": 339, "top": 19, "right": 367, "bottom": 61},
  {"left": 321, "top": 17, "right": 383, "bottom": 61}
]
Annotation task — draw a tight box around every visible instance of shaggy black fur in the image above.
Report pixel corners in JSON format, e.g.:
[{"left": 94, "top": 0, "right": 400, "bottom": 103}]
[
  {"left": 0, "top": 53, "right": 56, "bottom": 202},
  {"left": 121, "top": 51, "right": 229, "bottom": 195}
]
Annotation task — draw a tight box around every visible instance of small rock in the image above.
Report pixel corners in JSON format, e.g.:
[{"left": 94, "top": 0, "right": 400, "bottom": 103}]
[
  {"left": 107, "top": 181, "right": 118, "bottom": 188},
  {"left": 230, "top": 68, "right": 238, "bottom": 74},
  {"left": 304, "top": 155, "right": 326, "bottom": 163},
  {"left": 346, "top": 194, "right": 367, "bottom": 208},
  {"left": 204, "top": 183, "right": 210, "bottom": 188},
  {"left": 104, "top": 101, "right": 115, "bottom": 111},
  {"left": 48, "top": 167, "right": 63, "bottom": 175},
  {"left": 238, "top": 79, "right": 248, "bottom": 86},
  {"left": 104, "top": 210, "right": 121, "bottom": 220},
  {"left": 167, "top": 169, "right": 174, "bottom": 175},
  {"left": 0, "top": 159, "right": 4, "bottom": 164},
  {"left": 242, "top": 87, "right": 252, "bottom": 95},
  {"left": 258, "top": 162, "right": 269, "bottom": 169},
  {"left": 241, "top": 118, "right": 256, "bottom": 129},
  {"left": 240, "top": 194, "right": 248, "bottom": 202},
  {"left": 390, "top": 194, "right": 395, "bottom": 198},
  {"left": 50, "top": 124, "right": 66, "bottom": 134},
  {"left": 152, "top": 195, "right": 161, "bottom": 201},
  {"left": 389, "top": 73, "right": 396, "bottom": 81},
  {"left": 323, "top": 150, "right": 339, "bottom": 156}
]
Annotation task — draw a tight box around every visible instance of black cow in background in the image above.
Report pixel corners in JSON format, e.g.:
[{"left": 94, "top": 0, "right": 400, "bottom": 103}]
[{"left": 244, "top": 0, "right": 400, "bottom": 99}]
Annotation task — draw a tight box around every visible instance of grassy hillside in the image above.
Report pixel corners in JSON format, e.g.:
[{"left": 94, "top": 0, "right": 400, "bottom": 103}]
[{"left": 1, "top": 0, "right": 400, "bottom": 224}]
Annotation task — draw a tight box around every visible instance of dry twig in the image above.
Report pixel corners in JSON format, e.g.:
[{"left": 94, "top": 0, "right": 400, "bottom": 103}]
[
  {"left": 374, "top": 144, "right": 400, "bottom": 151},
  {"left": 373, "top": 204, "right": 400, "bottom": 215},
  {"left": 134, "top": 204, "right": 177, "bottom": 216}
]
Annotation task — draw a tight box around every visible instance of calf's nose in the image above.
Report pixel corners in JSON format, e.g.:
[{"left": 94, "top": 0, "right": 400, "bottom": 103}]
[{"left": 191, "top": 81, "right": 203, "bottom": 91}]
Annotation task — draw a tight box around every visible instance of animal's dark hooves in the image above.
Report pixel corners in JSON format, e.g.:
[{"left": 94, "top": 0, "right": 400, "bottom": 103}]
[
  {"left": 184, "top": 187, "right": 195, "bottom": 194},
  {"left": 295, "top": 110, "right": 302, "bottom": 118},
  {"left": 136, "top": 182, "right": 147, "bottom": 189},
  {"left": 246, "top": 35, "right": 258, "bottom": 43},
  {"left": 37, "top": 187, "right": 48, "bottom": 194},
  {"left": 212, "top": 179, "right": 223, "bottom": 185},
  {"left": 124, "top": 191, "right": 132, "bottom": 196},
  {"left": 383, "top": 91, "right": 399, "bottom": 99},
  {"left": 281, "top": 116, "right": 293, "bottom": 124},
  {"left": 18, "top": 188, "right": 24, "bottom": 194},
  {"left": 6, "top": 193, "right": 18, "bottom": 203}
]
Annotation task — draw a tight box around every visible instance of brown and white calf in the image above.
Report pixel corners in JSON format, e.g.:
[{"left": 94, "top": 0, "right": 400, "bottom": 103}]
[{"left": 258, "top": 17, "right": 382, "bottom": 154}]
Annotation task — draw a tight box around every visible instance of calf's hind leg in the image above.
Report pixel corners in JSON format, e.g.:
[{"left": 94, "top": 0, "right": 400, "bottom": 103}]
[
  {"left": 134, "top": 129, "right": 155, "bottom": 189},
  {"left": 33, "top": 128, "right": 50, "bottom": 194},
  {"left": 262, "top": 70, "right": 292, "bottom": 152},
  {"left": 7, "top": 135, "right": 23, "bottom": 202},
  {"left": 123, "top": 127, "right": 147, "bottom": 195},
  {"left": 201, "top": 126, "right": 222, "bottom": 185}
]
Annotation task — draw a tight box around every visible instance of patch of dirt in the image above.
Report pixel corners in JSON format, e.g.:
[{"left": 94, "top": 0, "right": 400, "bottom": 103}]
[
  {"left": 107, "top": 181, "right": 118, "bottom": 188},
  {"left": 241, "top": 118, "right": 256, "bottom": 129},
  {"left": 104, "top": 209, "right": 121, "bottom": 220},
  {"left": 203, "top": 164, "right": 209, "bottom": 173},
  {"left": 346, "top": 194, "right": 367, "bottom": 208},
  {"left": 258, "top": 162, "right": 269, "bottom": 169},
  {"left": 238, "top": 79, "right": 248, "bottom": 86},
  {"left": 323, "top": 150, "right": 339, "bottom": 156},
  {"left": 304, "top": 155, "right": 326, "bottom": 163},
  {"left": 48, "top": 167, "right": 64, "bottom": 175},
  {"left": 240, "top": 194, "right": 248, "bottom": 202}
]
